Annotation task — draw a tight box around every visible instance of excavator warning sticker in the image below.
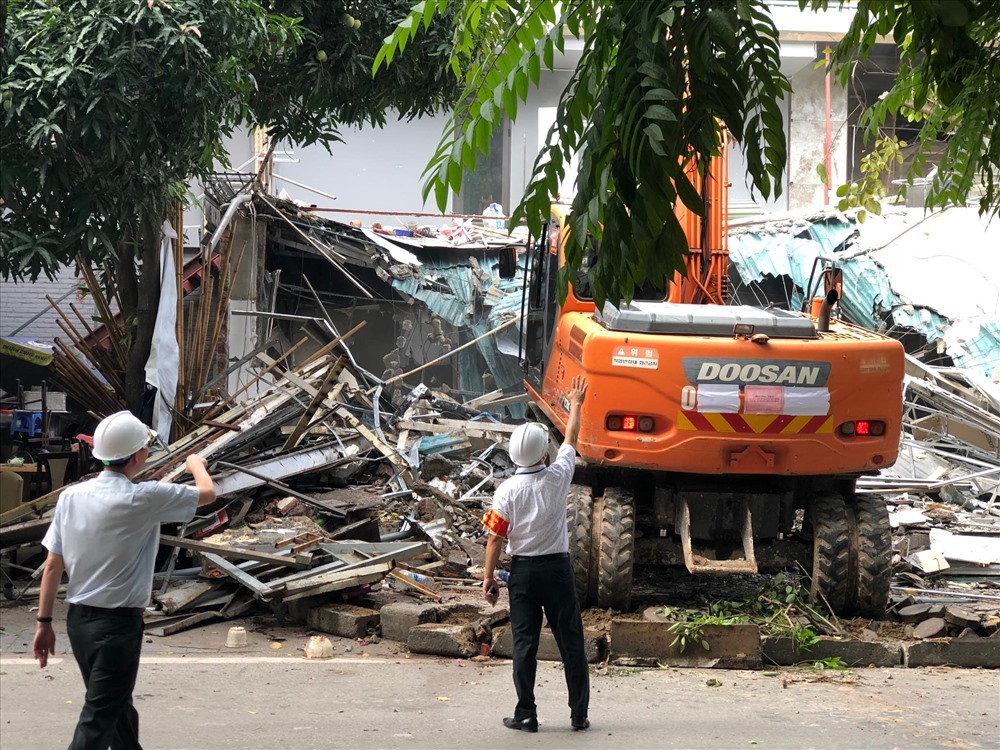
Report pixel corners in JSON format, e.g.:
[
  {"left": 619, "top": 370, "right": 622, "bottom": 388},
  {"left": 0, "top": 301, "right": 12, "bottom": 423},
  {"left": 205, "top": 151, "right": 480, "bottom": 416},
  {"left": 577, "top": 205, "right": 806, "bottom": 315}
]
[{"left": 612, "top": 346, "right": 659, "bottom": 369}]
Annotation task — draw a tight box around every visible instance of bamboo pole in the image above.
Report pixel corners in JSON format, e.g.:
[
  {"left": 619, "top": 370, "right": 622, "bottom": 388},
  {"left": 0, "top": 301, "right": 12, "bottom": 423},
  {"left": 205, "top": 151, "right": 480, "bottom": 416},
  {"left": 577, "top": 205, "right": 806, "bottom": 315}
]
[
  {"left": 366, "top": 315, "right": 523, "bottom": 395},
  {"left": 76, "top": 261, "right": 129, "bottom": 369},
  {"left": 203, "top": 237, "right": 246, "bottom": 398},
  {"left": 52, "top": 316, "right": 126, "bottom": 394},
  {"left": 174, "top": 202, "right": 186, "bottom": 443}
]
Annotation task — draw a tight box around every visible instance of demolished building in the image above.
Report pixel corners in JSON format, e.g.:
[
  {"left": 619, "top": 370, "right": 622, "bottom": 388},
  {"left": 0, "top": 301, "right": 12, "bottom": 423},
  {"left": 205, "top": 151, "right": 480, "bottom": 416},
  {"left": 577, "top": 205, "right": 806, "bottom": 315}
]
[{"left": 1, "top": 194, "right": 997, "bottom": 661}]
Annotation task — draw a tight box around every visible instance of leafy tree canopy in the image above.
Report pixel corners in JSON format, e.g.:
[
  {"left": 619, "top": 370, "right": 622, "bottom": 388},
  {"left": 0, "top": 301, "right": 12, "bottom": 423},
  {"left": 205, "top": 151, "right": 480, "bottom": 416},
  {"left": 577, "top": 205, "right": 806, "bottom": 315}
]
[
  {"left": 378, "top": 0, "right": 999, "bottom": 308},
  {"left": 0, "top": 0, "right": 458, "bottom": 282}
]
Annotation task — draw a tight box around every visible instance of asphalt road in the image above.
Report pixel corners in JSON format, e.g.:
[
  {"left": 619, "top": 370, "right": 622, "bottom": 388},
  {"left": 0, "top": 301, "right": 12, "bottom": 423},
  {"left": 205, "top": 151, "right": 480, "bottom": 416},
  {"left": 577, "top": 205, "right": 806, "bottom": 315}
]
[{"left": 1, "top": 652, "right": 998, "bottom": 750}]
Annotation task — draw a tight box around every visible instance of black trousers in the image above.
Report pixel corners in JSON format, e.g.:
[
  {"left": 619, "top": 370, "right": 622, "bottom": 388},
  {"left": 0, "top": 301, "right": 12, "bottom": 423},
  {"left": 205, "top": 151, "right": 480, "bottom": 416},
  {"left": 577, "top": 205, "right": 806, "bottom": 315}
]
[
  {"left": 508, "top": 552, "right": 590, "bottom": 721},
  {"left": 66, "top": 604, "right": 144, "bottom": 750}
]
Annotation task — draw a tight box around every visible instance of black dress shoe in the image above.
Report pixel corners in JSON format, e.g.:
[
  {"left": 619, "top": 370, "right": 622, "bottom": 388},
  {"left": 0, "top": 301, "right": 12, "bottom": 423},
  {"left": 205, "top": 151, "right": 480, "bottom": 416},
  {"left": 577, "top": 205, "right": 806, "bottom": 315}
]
[
  {"left": 571, "top": 717, "right": 590, "bottom": 731},
  {"left": 503, "top": 716, "right": 539, "bottom": 732}
]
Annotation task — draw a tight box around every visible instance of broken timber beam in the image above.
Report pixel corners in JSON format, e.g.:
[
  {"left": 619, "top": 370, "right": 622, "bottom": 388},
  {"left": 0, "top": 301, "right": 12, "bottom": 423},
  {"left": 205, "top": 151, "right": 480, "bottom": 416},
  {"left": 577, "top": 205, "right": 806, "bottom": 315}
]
[
  {"left": 282, "top": 367, "right": 346, "bottom": 451},
  {"left": 200, "top": 552, "right": 276, "bottom": 598},
  {"left": 159, "top": 535, "right": 311, "bottom": 569},
  {"left": 334, "top": 406, "right": 413, "bottom": 482}
]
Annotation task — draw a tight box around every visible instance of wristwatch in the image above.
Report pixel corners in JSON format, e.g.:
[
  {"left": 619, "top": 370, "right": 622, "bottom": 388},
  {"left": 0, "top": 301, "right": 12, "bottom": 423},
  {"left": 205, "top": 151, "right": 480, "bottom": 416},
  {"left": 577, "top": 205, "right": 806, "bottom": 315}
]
[{"left": 36, "top": 616, "right": 53, "bottom": 623}]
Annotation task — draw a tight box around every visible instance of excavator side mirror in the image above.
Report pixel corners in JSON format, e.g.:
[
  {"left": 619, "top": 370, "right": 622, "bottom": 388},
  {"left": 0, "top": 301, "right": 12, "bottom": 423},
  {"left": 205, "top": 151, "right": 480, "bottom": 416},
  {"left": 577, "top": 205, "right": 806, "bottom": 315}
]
[{"left": 497, "top": 246, "right": 518, "bottom": 279}]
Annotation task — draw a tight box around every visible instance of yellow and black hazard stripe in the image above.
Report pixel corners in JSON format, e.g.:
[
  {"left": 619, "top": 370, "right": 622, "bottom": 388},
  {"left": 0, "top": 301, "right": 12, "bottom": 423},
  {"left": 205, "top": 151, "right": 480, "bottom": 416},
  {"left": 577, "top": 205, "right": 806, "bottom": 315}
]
[{"left": 677, "top": 411, "right": 833, "bottom": 434}]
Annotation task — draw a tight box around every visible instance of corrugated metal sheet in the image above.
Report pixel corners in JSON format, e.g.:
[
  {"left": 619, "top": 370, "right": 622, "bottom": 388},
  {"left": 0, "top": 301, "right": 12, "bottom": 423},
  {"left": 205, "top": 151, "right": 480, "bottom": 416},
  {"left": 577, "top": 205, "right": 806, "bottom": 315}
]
[
  {"left": 390, "top": 249, "right": 528, "bottom": 416},
  {"left": 729, "top": 208, "right": 1000, "bottom": 379}
]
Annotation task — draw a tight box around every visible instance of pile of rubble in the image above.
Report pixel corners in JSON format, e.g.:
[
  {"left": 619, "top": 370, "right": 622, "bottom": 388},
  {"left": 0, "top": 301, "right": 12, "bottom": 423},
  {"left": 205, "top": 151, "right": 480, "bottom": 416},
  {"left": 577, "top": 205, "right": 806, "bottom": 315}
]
[
  {"left": 0, "top": 323, "right": 529, "bottom": 638},
  {"left": 876, "top": 355, "right": 1000, "bottom": 638}
]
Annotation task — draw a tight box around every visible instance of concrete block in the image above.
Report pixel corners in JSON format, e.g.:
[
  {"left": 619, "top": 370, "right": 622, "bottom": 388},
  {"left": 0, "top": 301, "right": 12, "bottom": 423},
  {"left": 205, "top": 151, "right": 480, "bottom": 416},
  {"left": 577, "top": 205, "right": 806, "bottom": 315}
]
[
  {"left": 906, "top": 640, "right": 1000, "bottom": 668},
  {"left": 307, "top": 604, "right": 379, "bottom": 639},
  {"left": 898, "top": 603, "right": 933, "bottom": 623},
  {"left": 490, "top": 626, "right": 605, "bottom": 663},
  {"left": 379, "top": 602, "right": 438, "bottom": 643},
  {"left": 437, "top": 601, "right": 509, "bottom": 628},
  {"left": 762, "top": 636, "right": 903, "bottom": 668},
  {"left": 407, "top": 623, "right": 480, "bottom": 658},
  {"left": 610, "top": 620, "right": 761, "bottom": 669},
  {"left": 944, "top": 606, "right": 980, "bottom": 630},
  {"left": 913, "top": 617, "right": 949, "bottom": 639}
]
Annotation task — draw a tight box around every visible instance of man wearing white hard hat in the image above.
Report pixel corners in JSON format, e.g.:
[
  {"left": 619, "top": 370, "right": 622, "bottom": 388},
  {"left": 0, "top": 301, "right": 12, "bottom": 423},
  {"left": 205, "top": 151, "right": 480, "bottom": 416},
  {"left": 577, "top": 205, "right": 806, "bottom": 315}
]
[
  {"left": 482, "top": 375, "right": 590, "bottom": 733},
  {"left": 33, "top": 410, "right": 216, "bottom": 749}
]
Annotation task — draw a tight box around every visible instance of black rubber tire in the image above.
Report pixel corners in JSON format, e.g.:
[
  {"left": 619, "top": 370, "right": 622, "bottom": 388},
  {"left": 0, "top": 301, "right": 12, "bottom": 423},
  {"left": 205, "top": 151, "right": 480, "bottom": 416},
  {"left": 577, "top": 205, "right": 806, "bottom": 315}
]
[
  {"left": 594, "top": 486, "right": 635, "bottom": 612},
  {"left": 807, "top": 493, "right": 849, "bottom": 614},
  {"left": 847, "top": 494, "right": 892, "bottom": 618},
  {"left": 565, "top": 484, "right": 594, "bottom": 605}
]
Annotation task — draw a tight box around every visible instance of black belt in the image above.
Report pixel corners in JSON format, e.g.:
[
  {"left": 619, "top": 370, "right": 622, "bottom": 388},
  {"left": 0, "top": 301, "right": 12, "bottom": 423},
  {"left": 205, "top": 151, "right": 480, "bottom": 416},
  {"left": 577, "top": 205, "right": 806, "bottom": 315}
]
[
  {"left": 511, "top": 552, "right": 569, "bottom": 562},
  {"left": 69, "top": 603, "right": 144, "bottom": 617}
]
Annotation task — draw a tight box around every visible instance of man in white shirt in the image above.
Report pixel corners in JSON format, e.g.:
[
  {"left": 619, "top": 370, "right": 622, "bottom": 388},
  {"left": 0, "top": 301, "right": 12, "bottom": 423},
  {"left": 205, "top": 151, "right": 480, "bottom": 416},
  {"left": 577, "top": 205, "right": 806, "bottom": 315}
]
[
  {"left": 33, "top": 411, "right": 216, "bottom": 750},
  {"left": 482, "top": 375, "right": 590, "bottom": 733}
]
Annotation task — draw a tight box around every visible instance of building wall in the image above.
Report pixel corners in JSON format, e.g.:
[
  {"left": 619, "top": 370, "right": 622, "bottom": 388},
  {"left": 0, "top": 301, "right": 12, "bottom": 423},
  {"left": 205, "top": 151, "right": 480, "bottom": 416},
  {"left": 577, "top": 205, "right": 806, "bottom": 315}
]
[
  {"left": 0, "top": 270, "right": 100, "bottom": 345},
  {"left": 270, "top": 113, "right": 453, "bottom": 226},
  {"left": 786, "top": 62, "right": 850, "bottom": 210}
]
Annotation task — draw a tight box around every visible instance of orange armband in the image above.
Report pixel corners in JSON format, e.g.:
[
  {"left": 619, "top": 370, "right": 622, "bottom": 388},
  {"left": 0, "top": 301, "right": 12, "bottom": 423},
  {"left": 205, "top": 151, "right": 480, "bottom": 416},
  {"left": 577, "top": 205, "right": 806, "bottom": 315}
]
[{"left": 482, "top": 508, "right": 510, "bottom": 538}]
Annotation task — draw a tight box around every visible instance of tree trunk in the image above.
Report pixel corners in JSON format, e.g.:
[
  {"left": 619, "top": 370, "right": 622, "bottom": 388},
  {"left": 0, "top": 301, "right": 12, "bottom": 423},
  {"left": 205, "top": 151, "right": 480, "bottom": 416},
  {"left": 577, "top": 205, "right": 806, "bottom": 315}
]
[{"left": 121, "top": 214, "right": 162, "bottom": 416}]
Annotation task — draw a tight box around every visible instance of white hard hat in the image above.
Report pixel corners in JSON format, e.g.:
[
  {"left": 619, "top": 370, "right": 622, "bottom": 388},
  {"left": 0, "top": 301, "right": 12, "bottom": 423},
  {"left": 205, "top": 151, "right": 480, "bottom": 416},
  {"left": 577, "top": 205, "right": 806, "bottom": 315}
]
[
  {"left": 508, "top": 422, "right": 549, "bottom": 467},
  {"left": 92, "top": 411, "right": 157, "bottom": 462}
]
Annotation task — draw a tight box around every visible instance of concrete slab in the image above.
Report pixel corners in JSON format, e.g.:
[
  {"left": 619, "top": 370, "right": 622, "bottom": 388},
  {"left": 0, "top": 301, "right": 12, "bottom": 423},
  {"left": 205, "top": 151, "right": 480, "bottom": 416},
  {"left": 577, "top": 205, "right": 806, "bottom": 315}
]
[
  {"left": 407, "top": 623, "right": 480, "bottom": 658},
  {"left": 379, "top": 601, "right": 438, "bottom": 643},
  {"left": 437, "top": 601, "right": 509, "bottom": 628},
  {"left": 490, "top": 626, "right": 606, "bottom": 663},
  {"left": 905, "top": 639, "right": 1000, "bottom": 668},
  {"left": 610, "top": 620, "right": 762, "bottom": 669},
  {"left": 762, "top": 636, "right": 903, "bottom": 667},
  {"left": 306, "top": 604, "right": 379, "bottom": 639}
]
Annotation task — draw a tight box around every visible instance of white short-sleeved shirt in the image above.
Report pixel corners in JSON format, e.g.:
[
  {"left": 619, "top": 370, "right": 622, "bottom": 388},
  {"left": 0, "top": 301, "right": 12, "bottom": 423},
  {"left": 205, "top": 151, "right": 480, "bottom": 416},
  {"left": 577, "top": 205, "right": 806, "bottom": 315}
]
[
  {"left": 483, "top": 444, "right": 576, "bottom": 557},
  {"left": 42, "top": 471, "right": 199, "bottom": 608}
]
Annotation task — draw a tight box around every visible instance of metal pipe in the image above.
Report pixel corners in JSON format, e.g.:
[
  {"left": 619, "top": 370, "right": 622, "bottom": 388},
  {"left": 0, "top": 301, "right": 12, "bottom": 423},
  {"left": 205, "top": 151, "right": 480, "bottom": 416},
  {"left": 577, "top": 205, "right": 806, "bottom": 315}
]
[
  {"left": 892, "top": 587, "right": 1000, "bottom": 602},
  {"left": 817, "top": 289, "right": 838, "bottom": 332},
  {"left": 206, "top": 192, "right": 252, "bottom": 253}
]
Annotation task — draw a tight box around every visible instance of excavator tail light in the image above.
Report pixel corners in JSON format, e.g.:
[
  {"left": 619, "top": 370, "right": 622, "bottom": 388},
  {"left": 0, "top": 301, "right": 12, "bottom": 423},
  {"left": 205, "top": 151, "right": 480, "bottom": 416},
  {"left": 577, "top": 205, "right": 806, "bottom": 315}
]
[
  {"left": 839, "top": 420, "right": 885, "bottom": 437},
  {"left": 606, "top": 414, "right": 655, "bottom": 432}
]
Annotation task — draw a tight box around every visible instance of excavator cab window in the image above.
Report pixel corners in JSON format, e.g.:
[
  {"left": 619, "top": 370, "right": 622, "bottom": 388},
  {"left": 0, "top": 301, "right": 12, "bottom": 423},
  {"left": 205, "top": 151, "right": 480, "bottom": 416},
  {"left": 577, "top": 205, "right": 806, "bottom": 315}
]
[
  {"left": 522, "top": 215, "right": 561, "bottom": 386},
  {"left": 572, "top": 235, "right": 668, "bottom": 302}
]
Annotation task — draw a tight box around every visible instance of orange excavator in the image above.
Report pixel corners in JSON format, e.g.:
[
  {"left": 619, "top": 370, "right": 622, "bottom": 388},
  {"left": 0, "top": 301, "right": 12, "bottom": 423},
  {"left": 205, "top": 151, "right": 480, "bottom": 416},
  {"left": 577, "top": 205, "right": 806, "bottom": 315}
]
[{"left": 518, "top": 152, "right": 903, "bottom": 616}]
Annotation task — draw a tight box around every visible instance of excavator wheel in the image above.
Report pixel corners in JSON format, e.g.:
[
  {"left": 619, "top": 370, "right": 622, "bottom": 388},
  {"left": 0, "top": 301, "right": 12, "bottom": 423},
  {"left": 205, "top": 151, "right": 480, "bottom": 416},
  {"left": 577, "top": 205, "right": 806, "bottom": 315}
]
[
  {"left": 846, "top": 494, "right": 891, "bottom": 618},
  {"left": 593, "top": 487, "right": 635, "bottom": 612},
  {"left": 807, "top": 493, "right": 849, "bottom": 614},
  {"left": 565, "top": 484, "right": 594, "bottom": 605}
]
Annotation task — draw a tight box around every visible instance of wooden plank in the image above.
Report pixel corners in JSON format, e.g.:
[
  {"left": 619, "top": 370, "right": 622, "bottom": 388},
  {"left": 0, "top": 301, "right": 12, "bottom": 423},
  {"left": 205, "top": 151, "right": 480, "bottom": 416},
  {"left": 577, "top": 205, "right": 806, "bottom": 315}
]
[
  {"left": 201, "top": 552, "right": 274, "bottom": 597},
  {"left": 160, "top": 535, "right": 310, "bottom": 569},
  {"left": 256, "top": 353, "right": 319, "bottom": 398},
  {"left": 476, "top": 392, "right": 531, "bottom": 410},
  {"left": 396, "top": 417, "right": 520, "bottom": 437},
  {"left": 153, "top": 580, "right": 219, "bottom": 614},
  {"left": 279, "top": 563, "right": 392, "bottom": 602},
  {"left": 334, "top": 406, "right": 412, "bottom": 480},
  {"left": 282, "top": 370, "right": 345, "bottom": 451},
  {"left": 387, "top": 570, "right": 442, "bottom": 602},
  {"left": 465, "top": 389, "right": 503, "bottom": 409}
]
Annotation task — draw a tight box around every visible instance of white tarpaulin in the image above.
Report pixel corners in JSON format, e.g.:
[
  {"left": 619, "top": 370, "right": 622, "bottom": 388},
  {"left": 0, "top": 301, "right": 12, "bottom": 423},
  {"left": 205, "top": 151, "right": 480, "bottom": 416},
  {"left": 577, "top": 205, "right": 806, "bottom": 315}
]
[{"left": 144, "top": 220, "right": 180, "bottom": 441}]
